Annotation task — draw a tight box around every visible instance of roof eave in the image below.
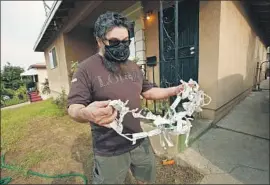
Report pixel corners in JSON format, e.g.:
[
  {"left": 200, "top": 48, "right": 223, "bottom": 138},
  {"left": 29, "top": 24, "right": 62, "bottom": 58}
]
[{"left": 33, "top": 1, "right": 63, "bottom": 52}]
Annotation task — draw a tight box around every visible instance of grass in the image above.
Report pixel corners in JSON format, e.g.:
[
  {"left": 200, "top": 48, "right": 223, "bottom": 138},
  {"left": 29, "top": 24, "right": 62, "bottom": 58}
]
[
  {"left": 1, "top": 99, "right": 63, "bottom": 152},
  {"left": 1, "top": 99, "right": 203, "bottom": 184}
]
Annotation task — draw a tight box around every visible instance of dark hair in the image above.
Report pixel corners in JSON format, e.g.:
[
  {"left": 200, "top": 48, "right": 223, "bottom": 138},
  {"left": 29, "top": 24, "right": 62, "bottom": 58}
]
[{"left": 94, "top": 11, "right": 133, "bottom": 40}]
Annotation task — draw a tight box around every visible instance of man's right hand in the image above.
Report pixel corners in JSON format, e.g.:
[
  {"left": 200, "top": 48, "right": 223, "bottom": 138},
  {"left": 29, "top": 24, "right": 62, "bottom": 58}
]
[{"left": 80, "top": 100, "right": 117, "bottom": 126}]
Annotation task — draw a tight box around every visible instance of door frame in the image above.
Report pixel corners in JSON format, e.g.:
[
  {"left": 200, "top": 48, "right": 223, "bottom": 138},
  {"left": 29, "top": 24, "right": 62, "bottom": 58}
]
[{"left": 158, "top": 0, "right": 200, "bottom": 88}]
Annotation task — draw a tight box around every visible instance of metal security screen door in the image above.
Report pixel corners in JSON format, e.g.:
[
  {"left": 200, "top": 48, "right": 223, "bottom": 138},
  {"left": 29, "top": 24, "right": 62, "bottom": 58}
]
[{"left": 159, "top": 0, "right": 199, "bottom": 88}]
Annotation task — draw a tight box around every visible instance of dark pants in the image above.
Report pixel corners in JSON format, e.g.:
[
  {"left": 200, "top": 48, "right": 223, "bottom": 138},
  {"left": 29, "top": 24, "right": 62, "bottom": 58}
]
[{"left": 92, "top": 138, "right": 156, "bottom": 184}]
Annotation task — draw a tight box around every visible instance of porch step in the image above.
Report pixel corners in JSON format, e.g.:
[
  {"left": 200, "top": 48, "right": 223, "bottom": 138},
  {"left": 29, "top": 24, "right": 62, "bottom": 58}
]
[
  {"left": 30, "top": 95, "right": 40, "bottom": 98},
  {"left": 29, "top": 92, "right": 43, "bottom": 103},
  {"left": 31, "top": 97, "right": 42, "bottom": 102},
  {"left": 30, "top": 92, "right": 38, "bottom": 96}
]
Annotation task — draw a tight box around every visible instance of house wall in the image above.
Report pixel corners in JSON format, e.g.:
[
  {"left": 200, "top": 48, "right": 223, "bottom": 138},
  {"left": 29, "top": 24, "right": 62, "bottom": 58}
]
[
  {"left": 63, "top": 25, "right": 97, "bottom": 83},
  {"left": 44, "top": 34, "right": 70, "bottom": 98},
  {"left": 37, "top": 68, "right": 48, "bottom": 83},
  {"left": 212, "top": 1, "right": 267, "bottom": 121},
  {"left": 144, "top": 11, "right": 160, "bottom": 86},
  {"left": 142, "top": 2, "right": 161, "bottom": 86},
  {"left": 198, "top": 1, "right": 221, "bottom": 119}
]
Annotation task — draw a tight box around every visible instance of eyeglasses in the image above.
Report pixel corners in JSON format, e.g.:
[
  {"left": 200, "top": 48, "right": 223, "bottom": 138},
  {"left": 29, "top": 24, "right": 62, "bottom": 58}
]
[{"left": 104, "top": 38, "right": 131, "bottom": 47}]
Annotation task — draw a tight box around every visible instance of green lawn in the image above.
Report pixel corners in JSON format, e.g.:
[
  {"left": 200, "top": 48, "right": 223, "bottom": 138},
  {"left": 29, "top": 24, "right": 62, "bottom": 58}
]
[
  {"left": 1, "top": 99, "right": 203, "bottom": 184},
  {"left": 1, "top": 99, "right": 91, "bottom": 184},
  {"left": 1, "top": 99, "right": 63, "bottom": 152}
]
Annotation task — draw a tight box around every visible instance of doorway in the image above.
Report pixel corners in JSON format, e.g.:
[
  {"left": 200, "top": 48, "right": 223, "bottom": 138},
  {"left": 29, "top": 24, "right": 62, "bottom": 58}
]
[{"left": 159, "top": 0, "right": 199, "bottom": 88}]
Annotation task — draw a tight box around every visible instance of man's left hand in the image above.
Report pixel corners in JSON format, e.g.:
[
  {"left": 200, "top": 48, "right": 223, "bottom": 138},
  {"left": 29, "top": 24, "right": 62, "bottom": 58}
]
[
  {"left": 173, "top": 83, "right": 195, "bottom": 96},
  {"left": 173, "top": 85, "right": 184, "bottom": 96}
]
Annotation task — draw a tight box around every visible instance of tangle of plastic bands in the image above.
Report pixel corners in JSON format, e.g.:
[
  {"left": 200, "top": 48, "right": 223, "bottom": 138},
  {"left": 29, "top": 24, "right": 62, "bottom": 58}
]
[{"left": 104, "top": 79, "right": 211, "bottom": 149}]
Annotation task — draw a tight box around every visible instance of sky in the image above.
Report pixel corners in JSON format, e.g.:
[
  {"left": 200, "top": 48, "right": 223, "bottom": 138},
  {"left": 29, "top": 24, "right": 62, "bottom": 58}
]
[{"left": 1, "top": 1, "right": 54, "bottom": 70}]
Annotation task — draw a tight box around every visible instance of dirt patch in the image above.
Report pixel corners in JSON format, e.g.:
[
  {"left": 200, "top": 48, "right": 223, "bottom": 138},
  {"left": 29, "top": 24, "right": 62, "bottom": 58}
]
[{"left": 124, "top": 156, "right": 203, "bottom": 184}]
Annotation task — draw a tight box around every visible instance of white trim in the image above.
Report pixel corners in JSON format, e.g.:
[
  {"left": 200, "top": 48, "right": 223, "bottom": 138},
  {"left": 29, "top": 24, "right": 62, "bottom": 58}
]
[
  {"left": 33, "top": 0, "right": 62, "bottom": 51},
  {"left": 20, "top": 69, "right": 38, "bottom": 76}
]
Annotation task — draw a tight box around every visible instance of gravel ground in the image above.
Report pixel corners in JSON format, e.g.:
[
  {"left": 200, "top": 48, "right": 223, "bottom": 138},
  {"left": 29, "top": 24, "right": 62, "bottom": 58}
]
[{"left": 125, "top": 155, "right": 203, "bottom": 184}]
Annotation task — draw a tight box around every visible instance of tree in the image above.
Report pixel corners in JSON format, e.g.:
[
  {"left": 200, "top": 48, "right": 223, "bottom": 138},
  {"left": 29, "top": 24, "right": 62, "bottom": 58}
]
[{"left": 1, "top": 62, "right": 24, "bottom": 90}]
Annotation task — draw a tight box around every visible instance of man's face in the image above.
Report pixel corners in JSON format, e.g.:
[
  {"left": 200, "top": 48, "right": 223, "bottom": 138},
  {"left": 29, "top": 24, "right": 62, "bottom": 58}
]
[{"left": 97, "top": 26, "right": 129, "bottom": 54}]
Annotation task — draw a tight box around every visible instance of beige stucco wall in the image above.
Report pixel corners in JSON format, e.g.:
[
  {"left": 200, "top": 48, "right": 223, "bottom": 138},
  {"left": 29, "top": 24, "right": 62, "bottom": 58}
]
[
  {"left": 198, "top": 1, "right": 267, "bottom": 121},
  {"left": 198, "top": 1, "right": 221, "bottom": 119},
  {"left": 44, "top": 34, "right": 70, "bottom": 97},
  {"left": 141, "top": 2, "right": 161, "bottom": 86},
  {"left": 217, "top": 1, "right": 267, "bottom": 109},
  {"left": 37, "top": 68, "right": 48, "bottom": 83},
  {"left": 144, "top": 11, "right": 160, "bottom": 86},
  {"left": 64, "top": 25, "right": 97, "bottom": 83}
]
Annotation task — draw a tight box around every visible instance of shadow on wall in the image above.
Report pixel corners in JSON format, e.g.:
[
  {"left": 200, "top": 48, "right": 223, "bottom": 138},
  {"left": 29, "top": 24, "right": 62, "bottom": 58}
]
[
  {"left": 217, "top": 74, "right": 245, "bottom": 108},
  {"left": 214, "top": 30, "right": 260, "bottom": 118},
  {"left": 202, "top": 74, "right": 245, "bottom": 122}
]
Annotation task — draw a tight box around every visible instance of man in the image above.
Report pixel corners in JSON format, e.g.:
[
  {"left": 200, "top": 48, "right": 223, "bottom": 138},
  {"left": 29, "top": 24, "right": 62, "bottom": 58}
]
[{"left": 67, "top": 11, "right": 184, "bottom": 184}]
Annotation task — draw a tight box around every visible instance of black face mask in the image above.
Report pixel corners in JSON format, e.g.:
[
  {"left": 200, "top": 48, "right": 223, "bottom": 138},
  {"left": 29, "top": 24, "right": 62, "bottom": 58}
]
[{"left": 103, "top": 40, "right": 130, "bottom": 63}]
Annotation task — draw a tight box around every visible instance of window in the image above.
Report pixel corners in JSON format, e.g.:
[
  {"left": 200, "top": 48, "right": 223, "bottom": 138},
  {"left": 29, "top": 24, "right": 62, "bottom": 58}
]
[{"left": 49, "top": 47, "right": 58, "bottom": 69}]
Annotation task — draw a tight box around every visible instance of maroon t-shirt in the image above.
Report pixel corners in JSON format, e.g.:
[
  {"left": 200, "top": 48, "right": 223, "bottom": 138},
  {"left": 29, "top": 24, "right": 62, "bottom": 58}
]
[{"left": 67, "top": 53, "right": 154, "bottom": 156}]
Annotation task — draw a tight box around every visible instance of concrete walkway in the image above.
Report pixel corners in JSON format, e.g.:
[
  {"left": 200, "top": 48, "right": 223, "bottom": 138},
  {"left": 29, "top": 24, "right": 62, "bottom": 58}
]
[
  {"left": 1, "top": 101, "right": 31, "bottom": 110},
  {"left": 177, "top": 79, "right": 269, "bottom": 184}
]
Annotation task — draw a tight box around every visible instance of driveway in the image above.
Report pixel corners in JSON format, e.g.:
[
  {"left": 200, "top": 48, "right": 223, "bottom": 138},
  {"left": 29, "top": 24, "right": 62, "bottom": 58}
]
[{"left": 177, "top": 79, "right": 269, "bottom": 184}]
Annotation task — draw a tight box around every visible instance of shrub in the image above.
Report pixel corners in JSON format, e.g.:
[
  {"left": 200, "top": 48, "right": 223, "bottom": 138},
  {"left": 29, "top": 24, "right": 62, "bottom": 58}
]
[
  {"left": 15, "top": 86, "right": 27, "bottom": 100},
  {"left": 0, "top": 85, "right": 29, "bottom": 107},
  {"left": 1, "top": 99, "right": 5, "bottom": 107},
  {"left": 3, "top": 96, "right": 28, "bottom": 107},
  {"left": 2, "top": 88, "right": 15, "bottom": 99},
  {"left": 53, "top": 88, "right": 68, "bottom": 115}
]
